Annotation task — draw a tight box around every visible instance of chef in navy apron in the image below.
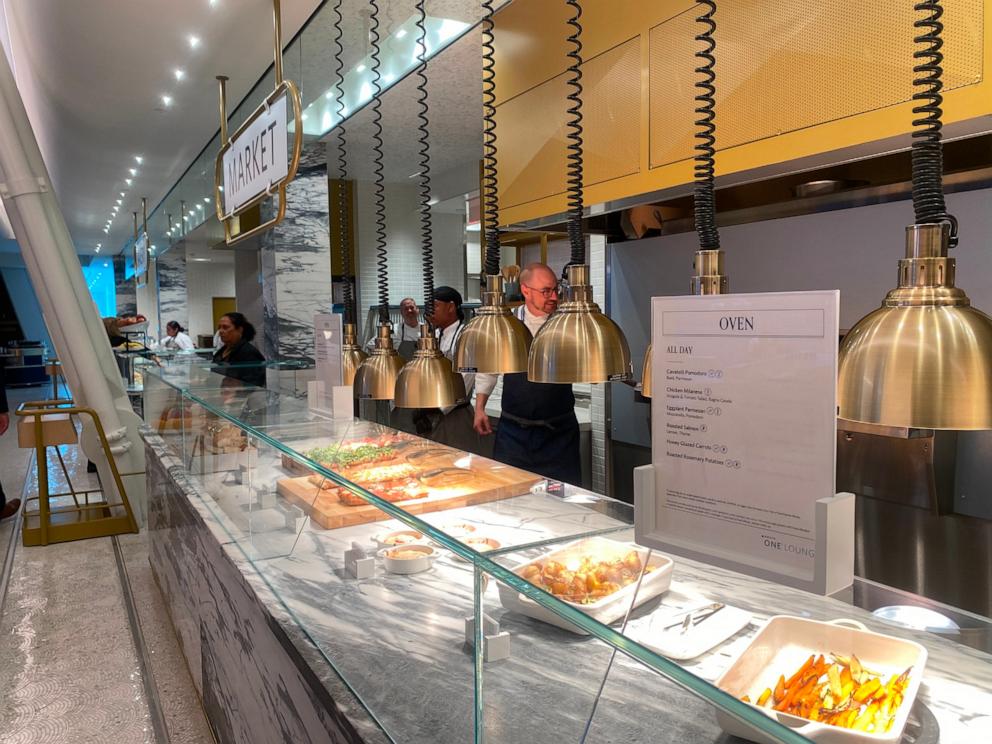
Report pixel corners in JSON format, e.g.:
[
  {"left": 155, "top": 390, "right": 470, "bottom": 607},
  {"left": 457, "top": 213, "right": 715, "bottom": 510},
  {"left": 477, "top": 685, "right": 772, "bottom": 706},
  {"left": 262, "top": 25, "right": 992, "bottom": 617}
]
[
  {"left": 474, "top": 263, "right": 581, "bottom": 485},
  {"left": 367, "top": 297, "right": 421, "bottom": 361},
  {"left": 410, "top": 286, "right": 482, "bottom": 453}
]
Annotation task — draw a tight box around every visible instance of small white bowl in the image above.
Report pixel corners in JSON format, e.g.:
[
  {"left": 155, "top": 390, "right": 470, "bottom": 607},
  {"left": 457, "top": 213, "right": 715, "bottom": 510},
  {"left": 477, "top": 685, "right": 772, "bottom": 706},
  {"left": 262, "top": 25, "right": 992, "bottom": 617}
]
[
  {"left": 379, "top": 544, "right": 437, "bottom": 574},
  {"left": 373, "top": 529, "right": 426, "bottom": 549}
]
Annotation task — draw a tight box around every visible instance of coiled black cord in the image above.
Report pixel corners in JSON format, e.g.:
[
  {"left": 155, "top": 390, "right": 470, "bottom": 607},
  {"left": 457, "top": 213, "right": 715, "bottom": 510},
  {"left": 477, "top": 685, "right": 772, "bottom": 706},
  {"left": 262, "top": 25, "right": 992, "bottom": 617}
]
[
  {"left": 693, "top": 0, "right": 720, "bottom": 251},
  {"left": 332, "top": 0, "right": 355, "bottom": 325},
  {"left": 414, "top": 0, "right": 435, "bottom": 325},
  {"left": 564, "top": 0, "right": 585, "bottom": 266},
  {"left": 912, "top": 0, "right": 957, "bottom": 244},
  {"left": 481, "top": 0, "right": 500, "bottom": 278},
  {"left": 369, "top": 0, "right": 389, "bottom": 323}
]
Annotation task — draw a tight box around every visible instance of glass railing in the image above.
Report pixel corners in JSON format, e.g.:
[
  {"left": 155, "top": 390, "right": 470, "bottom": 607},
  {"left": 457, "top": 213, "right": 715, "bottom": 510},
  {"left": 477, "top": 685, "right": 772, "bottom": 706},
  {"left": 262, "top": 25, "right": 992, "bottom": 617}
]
[{"left": 139, "top": 359, "right": 992, "bottom": 744}]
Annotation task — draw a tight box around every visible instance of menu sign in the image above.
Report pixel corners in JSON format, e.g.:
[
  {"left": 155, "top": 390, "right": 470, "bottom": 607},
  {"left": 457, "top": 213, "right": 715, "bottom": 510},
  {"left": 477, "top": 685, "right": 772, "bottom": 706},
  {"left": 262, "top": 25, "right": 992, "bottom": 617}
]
[{"left": 646, "top": 291, "right": 839, "bottom": 584}]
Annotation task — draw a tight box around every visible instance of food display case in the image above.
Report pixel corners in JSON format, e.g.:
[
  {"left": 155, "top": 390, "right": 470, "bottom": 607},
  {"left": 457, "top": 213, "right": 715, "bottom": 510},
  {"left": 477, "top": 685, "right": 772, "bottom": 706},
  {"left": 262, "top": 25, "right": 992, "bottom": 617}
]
[{"left": 140, "top": 360, "right": 992, "bottom": 744}]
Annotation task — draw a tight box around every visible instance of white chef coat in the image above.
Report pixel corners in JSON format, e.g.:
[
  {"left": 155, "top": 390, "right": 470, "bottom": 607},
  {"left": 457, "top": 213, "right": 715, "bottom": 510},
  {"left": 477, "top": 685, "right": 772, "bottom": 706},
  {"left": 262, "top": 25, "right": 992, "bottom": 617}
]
[
  {"left": 160, "top": 331, "right": 195, "bottom": 351},
  {"left": 438, "top": 319, "right": 472, "bottom": 406}
]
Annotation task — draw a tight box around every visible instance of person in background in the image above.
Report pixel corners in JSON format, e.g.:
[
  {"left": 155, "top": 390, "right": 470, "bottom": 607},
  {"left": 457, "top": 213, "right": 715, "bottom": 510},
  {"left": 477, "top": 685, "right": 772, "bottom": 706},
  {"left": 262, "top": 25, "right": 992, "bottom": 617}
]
[
  {"left": 474, "top": 263, "right": 581, "bottom": 485},
  {"left": 160, "top": 321, "right": 195, "bottom": 351},
  {"left": 212, "top": 312, "right": 266, "bottom": 388},
  {"left": 213, "top": 325, "right": 223, "bottom": 350},
  {"left": 367, "top": 297, "right": 420, "bottom": 360},
  {"left": 409, "top": 286, "right": 480, "bottom": 451},
  {"left": 102, "top": 317, "right": 127, "bottom": 347},
  {"left": 0, "top": 361, "right": 20, "bottom": 521}
]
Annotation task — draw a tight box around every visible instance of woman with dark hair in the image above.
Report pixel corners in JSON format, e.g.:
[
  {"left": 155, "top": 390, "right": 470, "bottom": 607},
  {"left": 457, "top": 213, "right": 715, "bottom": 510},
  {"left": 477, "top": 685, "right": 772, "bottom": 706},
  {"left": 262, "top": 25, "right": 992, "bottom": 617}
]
[
  {"left": 211, "top": 312, "right": 266, "bottom": 387},
  {"left": 160, "top": 320, "right": 195, "bottom": 351}
]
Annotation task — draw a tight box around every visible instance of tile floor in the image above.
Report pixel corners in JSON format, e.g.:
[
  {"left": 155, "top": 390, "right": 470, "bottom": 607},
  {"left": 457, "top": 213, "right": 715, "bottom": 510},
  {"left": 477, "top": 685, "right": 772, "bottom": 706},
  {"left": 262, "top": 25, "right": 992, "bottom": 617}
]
[{"left": 0, "top": 385, "right": 213, "bottom": 744}]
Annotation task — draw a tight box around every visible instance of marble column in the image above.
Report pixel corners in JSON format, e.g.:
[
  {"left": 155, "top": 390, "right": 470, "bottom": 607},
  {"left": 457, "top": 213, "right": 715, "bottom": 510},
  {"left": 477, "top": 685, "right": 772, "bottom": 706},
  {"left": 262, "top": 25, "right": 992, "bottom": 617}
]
[
  {"left": 260, "top": 142, "right": 332, "bottom": 363},
  {"left": 114, "top": 254, "right": 136, "bottom": 317},
  {"left": 156, "top": 245, "right": 188, "bottom": 332}
]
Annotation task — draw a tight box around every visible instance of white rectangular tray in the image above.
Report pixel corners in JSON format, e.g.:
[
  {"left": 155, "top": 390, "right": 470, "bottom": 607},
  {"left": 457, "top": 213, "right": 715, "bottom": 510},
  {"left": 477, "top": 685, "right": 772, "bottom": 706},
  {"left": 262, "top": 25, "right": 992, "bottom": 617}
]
[
  {"left": 714, "top": 615, "right": 927, "bottom": 744},
  {"left": 497, "top": 536, "right": 673, "bottom": 635}
]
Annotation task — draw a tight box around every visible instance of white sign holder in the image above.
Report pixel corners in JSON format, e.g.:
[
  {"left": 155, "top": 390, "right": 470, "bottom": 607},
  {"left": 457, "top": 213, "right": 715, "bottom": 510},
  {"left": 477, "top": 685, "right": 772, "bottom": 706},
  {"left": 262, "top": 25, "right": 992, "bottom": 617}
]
[
  {"left": 633, "top": 290, "right": 854, "bottom": 596},
  {"left": 308, "top": 313, "right": 352, "bottom": 419}
]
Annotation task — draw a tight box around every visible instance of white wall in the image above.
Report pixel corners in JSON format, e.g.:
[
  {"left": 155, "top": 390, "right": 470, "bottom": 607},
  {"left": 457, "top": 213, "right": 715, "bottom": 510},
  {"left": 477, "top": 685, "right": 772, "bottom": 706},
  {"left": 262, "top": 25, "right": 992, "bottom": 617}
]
[
  {"left": 355, "top": 181, "right": 466, "bottom": 337},
  {"left": 185, "top": 259, "right": 236, "bottom": 341}
]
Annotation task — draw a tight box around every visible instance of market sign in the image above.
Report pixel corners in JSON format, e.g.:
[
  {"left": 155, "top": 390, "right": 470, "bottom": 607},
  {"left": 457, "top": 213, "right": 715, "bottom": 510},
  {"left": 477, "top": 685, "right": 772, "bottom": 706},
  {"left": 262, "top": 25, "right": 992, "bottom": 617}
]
[
  {"left": 212, "top": 1, "right": 302, "bottom": 245},
  {"left": 220, "top": 90, "right": 290, "bottom": 217}
]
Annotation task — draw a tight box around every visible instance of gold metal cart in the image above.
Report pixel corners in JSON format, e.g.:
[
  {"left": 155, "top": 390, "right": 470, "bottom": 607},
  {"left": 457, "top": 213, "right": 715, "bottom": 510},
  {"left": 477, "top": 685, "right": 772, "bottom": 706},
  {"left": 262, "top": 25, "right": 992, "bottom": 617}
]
[{"left": 16, "top": 400, "right": 138, "bottom": 546}]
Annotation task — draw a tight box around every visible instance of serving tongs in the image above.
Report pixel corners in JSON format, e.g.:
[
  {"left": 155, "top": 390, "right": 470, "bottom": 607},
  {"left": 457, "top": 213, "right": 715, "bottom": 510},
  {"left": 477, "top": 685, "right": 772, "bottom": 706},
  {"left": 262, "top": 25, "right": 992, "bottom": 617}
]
[{"left": 661, "top": 602, "right": 726, "bottom": 633}]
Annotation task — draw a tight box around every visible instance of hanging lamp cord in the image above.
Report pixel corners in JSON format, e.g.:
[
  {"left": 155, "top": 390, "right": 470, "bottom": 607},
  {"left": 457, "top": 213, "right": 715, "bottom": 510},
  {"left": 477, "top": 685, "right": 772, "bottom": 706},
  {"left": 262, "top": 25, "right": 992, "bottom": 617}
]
[
  {"left": 693, "top": 0, "right": 720, "bottom": 251},
  {"left": 369, "top": 0, "right": 390, "bottom": 324},
  {"left": 480, "top": 0, "right": 501, "bottom": 278},
  {"left": 564, "top": 0, "right": 586, "bottom": 267},
  {"left": 331, "top": 0, "right": 355, "bottom": 326},
  {"left": 911, "top": 0, "right": 957, "bottom": 245},
  {"left": 414, "top": 0, "right": 435, "bottom": 326}
]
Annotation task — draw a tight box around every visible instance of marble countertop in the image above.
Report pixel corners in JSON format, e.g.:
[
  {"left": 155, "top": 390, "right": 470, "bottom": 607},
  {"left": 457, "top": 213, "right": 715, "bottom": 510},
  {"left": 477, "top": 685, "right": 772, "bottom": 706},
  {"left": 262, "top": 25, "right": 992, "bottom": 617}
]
[{"left": 154, "top": 435, "right": 992, "bottom": 744}]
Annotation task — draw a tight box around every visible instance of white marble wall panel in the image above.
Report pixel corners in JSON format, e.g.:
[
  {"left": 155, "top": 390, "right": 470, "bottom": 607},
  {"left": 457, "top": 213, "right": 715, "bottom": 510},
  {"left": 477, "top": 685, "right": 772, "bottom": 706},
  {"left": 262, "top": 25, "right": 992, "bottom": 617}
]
[
  {"left": 114, "top": 255, "right": 137, "bottom": 317},
  {"left": 261, "top": 143, "right": 332, "bottom": 362},
  {"left": 156, "top": 247, "right": 188, "bottom": 333}
]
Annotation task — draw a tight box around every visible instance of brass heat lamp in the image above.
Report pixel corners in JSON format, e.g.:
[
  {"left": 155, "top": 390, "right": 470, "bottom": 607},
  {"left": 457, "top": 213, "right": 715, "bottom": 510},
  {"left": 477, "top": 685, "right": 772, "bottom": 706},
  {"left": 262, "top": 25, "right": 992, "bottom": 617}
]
[
  {"left": 353, "top": 323, "right": 404, "bottom": 400},
  {"left": 455, "top": 274, "right": 532, "bottom": 373},
  {"left": 529, "top": 264, "right": 632, "bottom": 383},
  {"left": 341, "top": 323, "right": 367, "bottom": 387},
  {"left": 838, "top": 223, "right": 992, "bottom": 429},
  {"left": 642, "top": 250, "right": 728, "bottom": 398},
  {"left": 394, "top": 324, "right": 460, "bottom": 408}
]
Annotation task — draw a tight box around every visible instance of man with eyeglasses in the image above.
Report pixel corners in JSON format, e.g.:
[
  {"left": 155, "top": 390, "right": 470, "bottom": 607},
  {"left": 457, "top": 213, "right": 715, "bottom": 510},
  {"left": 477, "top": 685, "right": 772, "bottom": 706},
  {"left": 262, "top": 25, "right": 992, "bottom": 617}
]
[{"left": 474, "top": 262, "right": 581, "bottom": 485}]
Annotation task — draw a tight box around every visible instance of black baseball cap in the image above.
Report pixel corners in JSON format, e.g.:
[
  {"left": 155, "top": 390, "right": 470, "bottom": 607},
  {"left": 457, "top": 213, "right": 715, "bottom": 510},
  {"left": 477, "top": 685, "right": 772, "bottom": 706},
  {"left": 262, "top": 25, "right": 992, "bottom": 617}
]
[{"left": 432, "top": 286, "right": 463, "bottom": 306}]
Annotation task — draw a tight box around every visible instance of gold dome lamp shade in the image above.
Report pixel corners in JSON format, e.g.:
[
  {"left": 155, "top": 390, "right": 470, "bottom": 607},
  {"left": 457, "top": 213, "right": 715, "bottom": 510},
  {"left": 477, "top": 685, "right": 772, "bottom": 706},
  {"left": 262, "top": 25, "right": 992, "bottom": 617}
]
[
  {"left": 394, "top": 324, "right": 461, "bottom": 409},
  {"left": 838, "top": 223, "right": 992, "bottom": 430},
  {"left": 641, "top": 249, "right": 729, "bottom": 398},
  {"left": 341, "top": 323, "right": 367, "bottom": 387},
  {"left": 528, "top": 264, "right": 632, "bottom": 384},
  {"left": 353, "top": 323, "right": 405, "bottom": 400},
  {"left": 455, "top": 274, "right": 532, "bottom": 374}
]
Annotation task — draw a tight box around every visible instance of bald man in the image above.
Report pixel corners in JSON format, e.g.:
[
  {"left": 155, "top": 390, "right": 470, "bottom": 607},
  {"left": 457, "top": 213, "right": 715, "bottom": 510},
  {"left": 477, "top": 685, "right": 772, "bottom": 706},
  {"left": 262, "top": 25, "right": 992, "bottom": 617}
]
[{"left": 474, "top": 263, "right": 581, "bottom": 485}]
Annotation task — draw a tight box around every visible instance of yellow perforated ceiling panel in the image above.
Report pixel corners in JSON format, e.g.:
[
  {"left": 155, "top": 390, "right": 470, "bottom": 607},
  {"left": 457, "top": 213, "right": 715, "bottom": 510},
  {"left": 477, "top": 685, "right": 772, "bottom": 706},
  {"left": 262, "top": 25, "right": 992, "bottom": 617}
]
[
  {"left": 498, "top": 39, "right": 641, "bottom": 210},
  {"left": 650, "top": 0, "right": 984, "bottom": 168}
]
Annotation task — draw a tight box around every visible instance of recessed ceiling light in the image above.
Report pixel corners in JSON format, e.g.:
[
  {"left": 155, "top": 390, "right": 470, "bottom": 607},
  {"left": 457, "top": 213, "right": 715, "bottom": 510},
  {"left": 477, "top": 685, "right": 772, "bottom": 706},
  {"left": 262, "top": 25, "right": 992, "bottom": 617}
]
[
  {"left": 95, "top": 247, "right": 100, "bottom": 252},
  {"left": 203, "top": 197, "right": 211, "bottom": 203},
  {"left": 125, "top": 178, "right": 132, "bottom": 185},
  {"left": 161, "top": 94, "right": 173, "bottom": 106},
  {"left": 104, "top": 228, "right": 109, "bottom": 234},
  {"left": 134, "top": 155, "right": 143, "bottom": 164},
  {"left": 120, "top": 191, "right": 126, "bottom": 197},
  {"left": 188, "top": 35, "right": 200, "bottom": 49},
  {"left": 116, "top": 199, "right": 123, "bottom": 205},
  {"left": 395, "top": 28, "right": 407, "bottom": 39},
  {"left": 428, "top": 197, "right": 439, "bottom": 206},
  {"left": 301, "top": 113, "right": 308, "bottom": 121},
  {"left": 356, "top": 63, "right": 366, "bottom": 73},
  {"left": 174, "top": 68, "right": 185, "bottom": 81},
  {"left": 129, "top": 168, "right": 137, "bottom": 176}
]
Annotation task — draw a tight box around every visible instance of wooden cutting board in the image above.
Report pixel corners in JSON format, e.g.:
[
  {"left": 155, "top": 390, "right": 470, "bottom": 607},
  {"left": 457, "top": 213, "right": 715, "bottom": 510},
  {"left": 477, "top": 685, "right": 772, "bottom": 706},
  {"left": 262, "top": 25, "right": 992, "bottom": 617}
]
[{"left": 276, "top": 457, "right": 541, "bottom": 529}]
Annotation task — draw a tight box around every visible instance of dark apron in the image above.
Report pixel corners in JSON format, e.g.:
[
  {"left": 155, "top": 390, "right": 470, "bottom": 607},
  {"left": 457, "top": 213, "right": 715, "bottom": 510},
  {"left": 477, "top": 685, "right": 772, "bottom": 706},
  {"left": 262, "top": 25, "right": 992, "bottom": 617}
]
[
  {"left": 493, "top": 372, "right": 580, "bottom": 485},
  {"left": 396, "top": 324, "right": 418, "bottom": 361}
]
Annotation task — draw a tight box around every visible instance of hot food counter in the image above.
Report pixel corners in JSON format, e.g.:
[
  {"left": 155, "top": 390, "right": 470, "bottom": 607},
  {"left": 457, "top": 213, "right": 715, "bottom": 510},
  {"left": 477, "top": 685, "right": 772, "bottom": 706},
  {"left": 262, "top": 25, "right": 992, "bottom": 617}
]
[{"left": 140, "top": 361, "right": 992, "bottom": 744}]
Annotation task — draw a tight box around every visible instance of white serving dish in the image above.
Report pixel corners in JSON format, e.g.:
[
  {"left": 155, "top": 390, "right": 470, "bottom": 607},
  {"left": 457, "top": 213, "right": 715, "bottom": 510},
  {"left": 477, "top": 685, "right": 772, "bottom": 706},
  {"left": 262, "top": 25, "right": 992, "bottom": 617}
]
[
  {"left": 714, "top": 615, "right": 927, "bottom": 744},
  {"left": 497, "top": 536, "right": 674, "bottom": 635},
  {"left": 373, "top": 529, "right": 426, "bottom": 549},
  {"left": 379, "top": 544, "right": 437, "bottom": 575}
]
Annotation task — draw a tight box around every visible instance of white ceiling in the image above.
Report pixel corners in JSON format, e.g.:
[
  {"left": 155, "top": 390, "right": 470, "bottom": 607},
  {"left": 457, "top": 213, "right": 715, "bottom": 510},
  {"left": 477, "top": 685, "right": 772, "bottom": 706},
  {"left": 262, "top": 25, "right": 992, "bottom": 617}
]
[
  {"left": 1, "top": 0, "right": 500, "bottom": 258},
  {"left": 1, "top": 0, "right": 322, "bottom": 255}
]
